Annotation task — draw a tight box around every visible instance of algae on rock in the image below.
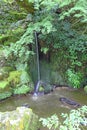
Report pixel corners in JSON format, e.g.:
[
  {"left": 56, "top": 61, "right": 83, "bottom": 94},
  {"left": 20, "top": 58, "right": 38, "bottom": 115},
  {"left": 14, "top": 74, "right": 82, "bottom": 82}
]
[{"left": 0, "top": 107, "right": 40, "bottom": 130}]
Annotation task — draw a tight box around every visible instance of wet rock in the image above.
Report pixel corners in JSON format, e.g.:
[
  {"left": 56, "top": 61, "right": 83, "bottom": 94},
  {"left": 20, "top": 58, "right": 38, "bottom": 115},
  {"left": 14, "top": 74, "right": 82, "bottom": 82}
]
[
  {"left": 0, "top": 107, "right": 40, "bottom": 130},
  {"left": 22, "top": 103, "right": 30, "bottom": 108},
  {"left": 59, "top": 97, "right": 80, "bottom": 107},
  {"left": 0, "top": 81, "right": 12, "bottom": 100},
  {"left": 0, "top": 91, "right": 12, "bottom": 101}
]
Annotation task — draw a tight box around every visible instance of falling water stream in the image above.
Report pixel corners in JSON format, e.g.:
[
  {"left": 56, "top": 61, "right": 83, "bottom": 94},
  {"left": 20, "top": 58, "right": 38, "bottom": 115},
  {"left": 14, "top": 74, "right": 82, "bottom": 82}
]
[
  {"left": 33, "top": 31, "right": 41, "bottom": 96},
  {"left": 35, "top": 31, "right": 40, "bottom": 82},
  {"left": 33, "top": 31, "right": 49, "bottom": 96}
]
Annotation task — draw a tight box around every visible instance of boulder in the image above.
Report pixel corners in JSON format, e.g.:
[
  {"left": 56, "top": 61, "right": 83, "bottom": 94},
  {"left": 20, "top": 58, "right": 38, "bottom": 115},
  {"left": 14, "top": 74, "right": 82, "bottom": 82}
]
[
  {"left": 0, "top": 81, "right": 12, "bottom": 100},
  {"left": 0, "top": 107, "right": 40, "bottom": 130},
  {"left": 84, "top": 85, "right": 87, "bottom": 94}
]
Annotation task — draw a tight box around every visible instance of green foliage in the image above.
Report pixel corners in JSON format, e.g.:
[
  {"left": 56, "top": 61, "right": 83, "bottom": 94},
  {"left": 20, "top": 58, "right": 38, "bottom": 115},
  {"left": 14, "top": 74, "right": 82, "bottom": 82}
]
[
  {"left": 0, "top": 81, "right": 9, "bottom": 89},
  {"left": 40, "top": 105, "right": 87, "bottom": 130},
  {"left": 0, "top": 0, "right": 27, "bottom": 34},
  {"left": 67, "top": 69, "right": 82, "bottom": 88},
  {"left": 1, "top": 0, "right": 87, "bottom": 90},
  {"left": 59, "top": 0, "right": 87, "bottom": 23},
  {"left": 0, "top": 91, "right": 12, "bottom": 100},
  {"left": 13, "top": 85, "right": 30, "bottom": 95},
  {"left": 41, "top": 47, "right": 49, "bottom": 54},
  {"left": 8, "top": 71, "right": 22, "bottom": 87},
  {"left": 40, "top": 114, "right": 59, "bottom": 130},
  {"left": 20, "top": 71, "right": 31, "bottom": 84},
  {"left": 20, "top": 71, "right": 34, "bottom": 89},
  {"left": 3, "top": 0, "right": 58, "bottom": 72},
  {"left": 40, "top": 11, "right": 87, "bottom": 87}
]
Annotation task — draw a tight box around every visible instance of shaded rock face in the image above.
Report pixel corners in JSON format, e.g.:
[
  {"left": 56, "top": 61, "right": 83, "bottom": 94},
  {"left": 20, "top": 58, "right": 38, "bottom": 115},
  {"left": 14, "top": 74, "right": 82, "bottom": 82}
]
[{"left": 0, "top": 107, "right": 40, "bottom": 130}]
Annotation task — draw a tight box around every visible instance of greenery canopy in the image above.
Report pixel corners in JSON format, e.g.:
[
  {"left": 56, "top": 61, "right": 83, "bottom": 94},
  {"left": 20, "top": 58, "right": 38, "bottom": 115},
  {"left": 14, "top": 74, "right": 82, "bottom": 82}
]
[{"left": 0, "top": 0, "right": 87, "bottom": 88}]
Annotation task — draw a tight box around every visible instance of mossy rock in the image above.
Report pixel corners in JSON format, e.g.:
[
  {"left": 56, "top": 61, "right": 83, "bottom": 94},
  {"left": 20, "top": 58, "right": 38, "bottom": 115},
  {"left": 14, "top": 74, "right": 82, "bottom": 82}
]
[
  {"left": 0, "top": 81, "right": 9, "bottom": 90},
  {"left": 39, "top": 86, "right": 44, "bottom": 92},
  {"left": 13, "top": 85, "right": 31, "bottom": 95},
  {"left": 20, "top": 71, "right": 34, "bottom": 88},
  {"left": 84, "top": 85, "right": 87, "bottom": 94},
  {"left": 0, "top": 91, "right": 12, "bottom": 100},
  {"left": 2, "top": 66, "right": 14, "bottom": 73},
  {"left": 0, "top": 107, "right": 40, "bottom": 130},
  {"left": 0, "top": 67, "right": 10, "bottom": 80},
  {"left": 0, "top": 81, "right": 12, "bottom": 100},
  {"left": 8, "top": 71, "right": 22, "bottom": 87}
]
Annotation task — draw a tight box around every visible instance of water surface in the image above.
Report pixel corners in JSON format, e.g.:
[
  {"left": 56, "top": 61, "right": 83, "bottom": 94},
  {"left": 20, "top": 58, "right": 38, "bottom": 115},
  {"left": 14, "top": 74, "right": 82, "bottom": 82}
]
[{"left": 0, "top": 87, "right": 87, "bottom": 130}]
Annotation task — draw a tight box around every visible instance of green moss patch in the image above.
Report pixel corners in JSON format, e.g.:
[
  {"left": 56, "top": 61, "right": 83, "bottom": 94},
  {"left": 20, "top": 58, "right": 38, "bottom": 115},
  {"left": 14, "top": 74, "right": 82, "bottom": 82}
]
[
  {"left": 8, "top": 71, "right": 22, "bottom": 87},
  {"left": 0, "top": 91, "right": 12, "bottom": 100},
  {"left": 0, "top": 81, "right": 9, "bottom": 90},
  {"left": 0, "top": 107, "right": 40, "bottom": 130},
  {"left": 13, "top": 85, "right": 30, "bottom": 95}
]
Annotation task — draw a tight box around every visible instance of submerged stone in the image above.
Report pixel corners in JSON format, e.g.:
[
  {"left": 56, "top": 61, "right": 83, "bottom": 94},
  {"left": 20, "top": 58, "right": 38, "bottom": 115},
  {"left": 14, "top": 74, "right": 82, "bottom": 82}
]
[
  {"left": 59, "top": 97, "right": 80, "bottom": 107},
  {"left": 0, "top": 107, "right": 40, "bottom": 130}
]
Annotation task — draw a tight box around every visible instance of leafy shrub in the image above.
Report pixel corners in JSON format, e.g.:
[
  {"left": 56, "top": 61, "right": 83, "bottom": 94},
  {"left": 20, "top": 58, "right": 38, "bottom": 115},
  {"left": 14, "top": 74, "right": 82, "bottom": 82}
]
[
  {"left": 67, "top": 69, "right": 82, "bottom": 88},
  {"left": 40, "top": 114, "right": 59, "bottom": 130},
  {"left": 40, "top": 105, "right": 87, "bottom": 130}
]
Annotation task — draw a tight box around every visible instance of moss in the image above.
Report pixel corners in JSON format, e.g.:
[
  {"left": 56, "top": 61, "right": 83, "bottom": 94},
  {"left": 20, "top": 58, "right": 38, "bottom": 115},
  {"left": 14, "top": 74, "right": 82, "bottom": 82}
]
[
  {"left": 39, "top": 86, "right": 44, "bottom": 92},
  {"left": 0, "top": 35, "right": 10, "bottom": 45},
  {"left": 9, "top": 11, "right": 27, "bottom": 19},
  {"left": 0, "top": 107, "right": 40, "bottom": 130},
  {"left": 8, "top": 71, "right": 22, "bottom": 87},
  {"left": 20, "top": 71, "right": 34, "bottom": 88},
  {"left": 0, "top": 81, "right": 9, "bottom": 90},
  {"left": 3, "top": 28, "right": 25, "bottom": 46},
  {"left": 13, "top": 85, "right": 30, "bottom": 95},
  {"left": 2, "top": 66, "right": 14, "bottom": 73},
  {"left": 0, "top": 91, "right": 12, "bottom": 100},
  {"left": 20, "top": 71, "right": 31, "bottom": 84},
  {"left": 15, "top": 0, "right": 35, "bottom": 13}
]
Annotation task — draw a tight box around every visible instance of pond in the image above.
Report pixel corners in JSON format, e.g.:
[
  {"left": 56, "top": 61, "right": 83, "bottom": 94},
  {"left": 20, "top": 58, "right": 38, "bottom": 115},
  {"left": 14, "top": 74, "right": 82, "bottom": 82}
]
[{"left": 0, "top": 87, "right": 87, "bottom": 130}]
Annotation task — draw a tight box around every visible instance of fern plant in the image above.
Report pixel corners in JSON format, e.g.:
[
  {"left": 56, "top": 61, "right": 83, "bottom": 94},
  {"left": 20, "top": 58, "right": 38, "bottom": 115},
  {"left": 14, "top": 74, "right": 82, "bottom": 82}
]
[{"left": 59, "top": 0, "right": 87, "bottom": 23}]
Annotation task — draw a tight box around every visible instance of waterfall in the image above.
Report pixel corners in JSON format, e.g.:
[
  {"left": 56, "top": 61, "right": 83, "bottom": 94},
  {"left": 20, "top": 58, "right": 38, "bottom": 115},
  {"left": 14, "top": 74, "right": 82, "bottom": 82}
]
[
  {"left": 33, "top": 31, "right": 41, "bottom": 96},
  {"left": 35, "top": 31, "right": 40, "bottom": 81}
]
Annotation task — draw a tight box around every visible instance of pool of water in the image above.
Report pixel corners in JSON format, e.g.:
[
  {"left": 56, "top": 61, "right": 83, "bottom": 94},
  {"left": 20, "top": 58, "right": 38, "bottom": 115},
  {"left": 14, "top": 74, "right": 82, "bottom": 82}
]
[{"left": 0, "top": 87, "right": 87, "bottom": 130}]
